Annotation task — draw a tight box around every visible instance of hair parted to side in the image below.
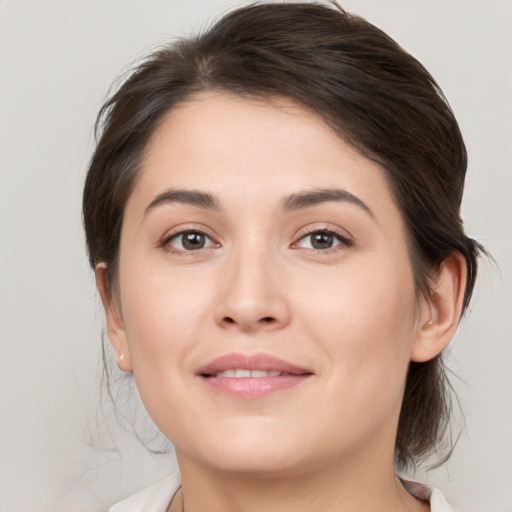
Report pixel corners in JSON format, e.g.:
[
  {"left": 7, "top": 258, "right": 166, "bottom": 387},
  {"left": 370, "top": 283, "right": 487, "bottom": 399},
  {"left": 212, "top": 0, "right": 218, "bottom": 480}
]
[{"left": 83, "top": 1, "right": 482, "bottom": 469}]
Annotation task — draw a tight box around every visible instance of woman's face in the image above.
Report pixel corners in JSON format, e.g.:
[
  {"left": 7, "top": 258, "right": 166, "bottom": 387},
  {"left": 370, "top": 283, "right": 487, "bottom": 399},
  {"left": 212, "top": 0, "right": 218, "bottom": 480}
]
[{"left": 105, "top": 92, "right": 431, "bottom": 476}]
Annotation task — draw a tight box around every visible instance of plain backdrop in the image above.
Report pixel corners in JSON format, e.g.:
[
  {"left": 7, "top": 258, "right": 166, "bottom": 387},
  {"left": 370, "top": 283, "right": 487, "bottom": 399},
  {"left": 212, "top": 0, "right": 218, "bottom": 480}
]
[{"left": 0, "top": 1, "right": 511, "bottom": 511}]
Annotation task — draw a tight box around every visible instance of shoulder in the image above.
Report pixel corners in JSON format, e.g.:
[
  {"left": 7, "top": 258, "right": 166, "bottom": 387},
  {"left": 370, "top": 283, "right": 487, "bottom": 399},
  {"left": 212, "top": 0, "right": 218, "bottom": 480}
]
[
  {"left": 401, "top": 478, "right": 457, "bottom": 512},
  {"left": 107, "top": 471, "right": 181, "bottom": 512}
]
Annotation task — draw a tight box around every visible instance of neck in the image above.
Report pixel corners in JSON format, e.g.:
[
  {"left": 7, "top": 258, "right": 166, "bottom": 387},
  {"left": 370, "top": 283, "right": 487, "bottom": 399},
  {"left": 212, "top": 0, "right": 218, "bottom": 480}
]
[{"left": 175, "top": 449, "right": 428, "bottom": 512}]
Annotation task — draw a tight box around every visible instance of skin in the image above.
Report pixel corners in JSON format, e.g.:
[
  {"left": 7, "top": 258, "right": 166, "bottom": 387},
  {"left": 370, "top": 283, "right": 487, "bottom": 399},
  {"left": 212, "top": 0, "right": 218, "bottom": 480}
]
[{"left": 97, "top": 92, "right": 465, "bottom": 512}]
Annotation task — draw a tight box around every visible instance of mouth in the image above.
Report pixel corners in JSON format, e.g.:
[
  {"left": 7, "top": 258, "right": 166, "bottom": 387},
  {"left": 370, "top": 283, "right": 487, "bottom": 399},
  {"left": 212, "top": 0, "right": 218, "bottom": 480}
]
[
  {"left": 197, "top": 353, "right": 313, "bottom": 398},
  {"left": 205, "top": 369, "right": 294, "bottom": 378}
]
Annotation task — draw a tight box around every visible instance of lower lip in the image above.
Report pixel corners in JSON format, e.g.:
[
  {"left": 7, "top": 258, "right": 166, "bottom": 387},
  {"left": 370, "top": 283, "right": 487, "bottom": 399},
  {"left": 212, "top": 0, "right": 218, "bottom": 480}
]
[{"left": 199, "top": 375, "right": 311, "bottom": 399}]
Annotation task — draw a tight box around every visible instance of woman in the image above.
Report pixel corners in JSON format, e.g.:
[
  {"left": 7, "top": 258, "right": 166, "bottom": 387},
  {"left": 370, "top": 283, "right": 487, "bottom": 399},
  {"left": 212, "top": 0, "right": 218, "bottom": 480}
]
[{"left": 83, "top": 2, "right": 481, "bottom": 511}]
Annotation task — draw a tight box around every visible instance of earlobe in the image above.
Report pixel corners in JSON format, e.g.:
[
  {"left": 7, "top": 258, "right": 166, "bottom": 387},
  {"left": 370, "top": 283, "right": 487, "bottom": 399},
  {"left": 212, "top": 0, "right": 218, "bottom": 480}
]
[
  {"left": 410, "top": 254, "right": 467, "bottom": 363},
  {"left": 95, "top": 264, "right": 132, "bottom": 372}
]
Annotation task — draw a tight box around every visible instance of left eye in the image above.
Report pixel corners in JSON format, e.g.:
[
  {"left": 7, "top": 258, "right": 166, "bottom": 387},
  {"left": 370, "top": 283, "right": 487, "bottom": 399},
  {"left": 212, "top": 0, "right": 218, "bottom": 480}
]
[
  {"left": 295, "top": 230, "right": 348, "bottom": 250},
  {"left": 166, "top": 230, "right": 215, "bottom": 251}
]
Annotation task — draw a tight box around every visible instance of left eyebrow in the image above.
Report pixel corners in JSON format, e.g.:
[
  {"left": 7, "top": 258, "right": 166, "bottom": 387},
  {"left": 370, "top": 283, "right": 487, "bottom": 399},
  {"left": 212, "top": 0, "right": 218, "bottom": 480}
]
[{"left": 281, "top": 188, "right": 375, "bottom": 218}]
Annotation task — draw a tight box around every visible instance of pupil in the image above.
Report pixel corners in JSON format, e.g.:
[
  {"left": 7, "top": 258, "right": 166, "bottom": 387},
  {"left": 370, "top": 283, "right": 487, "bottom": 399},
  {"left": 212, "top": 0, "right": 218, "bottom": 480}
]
[
  {"left": 312, "top": 232, "right": 333, "bottom": 249},
  {"left": 183, "top": 232, "right": 205, "bottom": 250}
]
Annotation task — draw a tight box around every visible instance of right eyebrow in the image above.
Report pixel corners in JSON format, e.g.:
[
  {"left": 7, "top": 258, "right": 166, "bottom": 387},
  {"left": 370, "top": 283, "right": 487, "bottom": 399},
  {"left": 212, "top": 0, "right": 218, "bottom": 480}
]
[{"left": 144, "top": 189, "right": 222, "bottom": 216}]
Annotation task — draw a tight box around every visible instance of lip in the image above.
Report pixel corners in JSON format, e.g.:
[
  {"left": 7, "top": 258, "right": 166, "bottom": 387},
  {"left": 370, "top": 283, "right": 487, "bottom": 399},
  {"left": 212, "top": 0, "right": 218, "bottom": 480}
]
[{"left": 197, "top": 352, "right": 313, "bottom": 399}]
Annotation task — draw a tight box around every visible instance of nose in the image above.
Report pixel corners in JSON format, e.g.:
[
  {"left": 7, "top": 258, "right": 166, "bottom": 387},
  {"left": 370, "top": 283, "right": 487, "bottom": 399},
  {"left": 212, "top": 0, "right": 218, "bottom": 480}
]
[{"left": 214, "top": 246, "right": 291, "bottom": 332}]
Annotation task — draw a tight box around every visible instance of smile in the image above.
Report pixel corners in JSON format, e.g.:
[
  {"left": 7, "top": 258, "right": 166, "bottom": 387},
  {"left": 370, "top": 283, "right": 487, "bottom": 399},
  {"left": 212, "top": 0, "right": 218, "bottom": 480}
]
[
  {"left": 208, "top": 370, "right": 292, "bottom": 378},
  {"left": 197, "top": 353, "right": 313, "bottom": 398}
]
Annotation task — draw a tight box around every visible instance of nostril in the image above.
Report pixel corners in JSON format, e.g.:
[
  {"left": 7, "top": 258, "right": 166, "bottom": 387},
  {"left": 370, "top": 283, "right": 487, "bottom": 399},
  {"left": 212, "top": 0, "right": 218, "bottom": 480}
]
[{"left": 220, "top": 315, "right": 279, "bottom": 328}]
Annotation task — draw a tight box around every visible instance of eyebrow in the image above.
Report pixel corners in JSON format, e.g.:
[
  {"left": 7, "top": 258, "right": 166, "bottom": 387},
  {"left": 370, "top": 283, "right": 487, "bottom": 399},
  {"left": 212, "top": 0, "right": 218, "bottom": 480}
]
[
  {"left": 281, "top": 188, "right": 374, "bottom": 218},
  {"left": 144, "top": 187, "right": 374, "bottom": 219},
  {"left": 144, "top": 189, "right": 222, "bottom": 215}
]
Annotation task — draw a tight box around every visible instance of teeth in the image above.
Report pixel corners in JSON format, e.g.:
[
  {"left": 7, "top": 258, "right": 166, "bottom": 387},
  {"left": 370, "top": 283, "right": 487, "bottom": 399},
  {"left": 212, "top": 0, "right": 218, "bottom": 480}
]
[
  {"left": 214, "top": 369, "right": 284, "bottom": 378},
  {"left": 251, "top": 370, "right": 269, "bottom": 377},
  {"left": 215, "top": 369, "right": 236, "bottom": 377}
]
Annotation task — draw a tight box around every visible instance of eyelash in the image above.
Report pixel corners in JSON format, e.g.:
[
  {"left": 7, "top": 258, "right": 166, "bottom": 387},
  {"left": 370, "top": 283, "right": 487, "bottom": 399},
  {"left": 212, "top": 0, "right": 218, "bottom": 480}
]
[
  {"left": 160, "top": 227, "right": 353, "bottom": 254},
  {"left": 292, "top": 227, "right": 353, "bottom": 253},
  {"left": 161, "top": 228, "right": 219, "bottom": 254}
]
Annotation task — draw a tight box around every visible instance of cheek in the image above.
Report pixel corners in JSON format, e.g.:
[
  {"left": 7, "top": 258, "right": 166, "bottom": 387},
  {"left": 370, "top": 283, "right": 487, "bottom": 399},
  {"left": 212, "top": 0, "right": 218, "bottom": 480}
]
[
  {"left": 116, "top": 260, "right": 219, "bottom": 436},
  {"left": 296, "top": 256, "right": 418, "bottom": 392},
  {"left": 118, "top": 256, "right": 214, "bottom": 371},
  {"left": 289, "top": 261, "right": 418, "bottom": 450}
]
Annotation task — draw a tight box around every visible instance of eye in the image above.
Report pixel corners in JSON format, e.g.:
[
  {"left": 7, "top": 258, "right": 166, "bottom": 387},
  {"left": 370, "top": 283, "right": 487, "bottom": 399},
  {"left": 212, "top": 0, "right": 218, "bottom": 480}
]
[
  {"left": 294, "top": 229, "right": 351, "bottom": 251},
  {"left": 165, "top": 230, "right": 216, "bottom": 251}
]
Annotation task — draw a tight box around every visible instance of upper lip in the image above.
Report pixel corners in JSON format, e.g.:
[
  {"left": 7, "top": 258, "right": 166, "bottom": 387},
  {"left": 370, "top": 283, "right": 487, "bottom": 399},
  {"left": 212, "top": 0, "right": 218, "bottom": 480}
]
[{"left": 197, "top": 353, "right": 311, "bottom": 376}]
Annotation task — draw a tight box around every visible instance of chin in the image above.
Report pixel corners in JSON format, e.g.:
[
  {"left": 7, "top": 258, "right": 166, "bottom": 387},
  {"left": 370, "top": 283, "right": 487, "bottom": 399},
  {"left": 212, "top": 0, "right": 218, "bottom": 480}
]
[{"left": 179, "top": 427, "right": 312, "bottom": 477}]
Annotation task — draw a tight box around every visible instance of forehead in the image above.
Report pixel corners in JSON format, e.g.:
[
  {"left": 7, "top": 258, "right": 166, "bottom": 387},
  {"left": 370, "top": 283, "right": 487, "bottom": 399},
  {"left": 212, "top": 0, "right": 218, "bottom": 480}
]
[{"left": 127, "top": 92, "right": 398, "bottom": 220}]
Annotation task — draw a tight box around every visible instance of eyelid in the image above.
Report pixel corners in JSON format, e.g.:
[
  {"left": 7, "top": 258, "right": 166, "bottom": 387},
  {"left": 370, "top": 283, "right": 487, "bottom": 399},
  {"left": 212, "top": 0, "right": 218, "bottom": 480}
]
[
  {"left": 159, "top": 225, "right": 221, "bottom": 253},
  {"left": 291, "top": 226, "right": 353, "bottom": 251},
  {"left": 158, "top": 223, "right": 353, "bottom": 254}
]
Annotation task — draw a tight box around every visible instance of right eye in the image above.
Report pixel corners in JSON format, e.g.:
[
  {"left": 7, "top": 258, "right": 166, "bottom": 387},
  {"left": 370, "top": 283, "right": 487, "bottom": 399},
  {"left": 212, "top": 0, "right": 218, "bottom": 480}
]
[{"left": 165, "top": 230, "right": 216, "bottom": 251}]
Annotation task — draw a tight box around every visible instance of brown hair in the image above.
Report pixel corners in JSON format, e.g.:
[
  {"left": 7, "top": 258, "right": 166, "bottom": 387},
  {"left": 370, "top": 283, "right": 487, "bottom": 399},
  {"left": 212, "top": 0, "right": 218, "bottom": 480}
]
[{"left": 83, "top": 1, "right": 482, "bottom": 469}]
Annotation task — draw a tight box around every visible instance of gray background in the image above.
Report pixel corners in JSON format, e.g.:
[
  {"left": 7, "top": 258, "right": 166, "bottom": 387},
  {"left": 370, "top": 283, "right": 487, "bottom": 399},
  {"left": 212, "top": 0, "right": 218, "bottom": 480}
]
[{"left": 1, "top": 1, "right": 511, "bottom": 510}]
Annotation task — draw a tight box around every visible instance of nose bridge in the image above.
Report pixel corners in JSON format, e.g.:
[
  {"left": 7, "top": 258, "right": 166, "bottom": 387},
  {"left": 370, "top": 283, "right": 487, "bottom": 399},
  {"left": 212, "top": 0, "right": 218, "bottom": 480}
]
[{"left": 215, "top": 235, "right": 290, "bottom": 331}]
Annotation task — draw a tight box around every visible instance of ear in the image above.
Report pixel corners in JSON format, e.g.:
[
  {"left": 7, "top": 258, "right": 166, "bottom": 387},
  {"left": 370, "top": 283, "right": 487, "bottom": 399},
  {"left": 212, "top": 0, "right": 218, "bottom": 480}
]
[
  {"left": 95, "top": 263, "right": 132, "bottom": 372},
  {"left": 410, "top": 253, "right": 467, "bottom": 363}
]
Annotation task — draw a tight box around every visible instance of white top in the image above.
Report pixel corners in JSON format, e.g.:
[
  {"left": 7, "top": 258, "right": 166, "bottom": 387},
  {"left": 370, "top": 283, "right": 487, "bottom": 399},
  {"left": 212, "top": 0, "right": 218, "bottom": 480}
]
[{"left": 108, "top": 471, "right": 456, "bottom": 511}]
